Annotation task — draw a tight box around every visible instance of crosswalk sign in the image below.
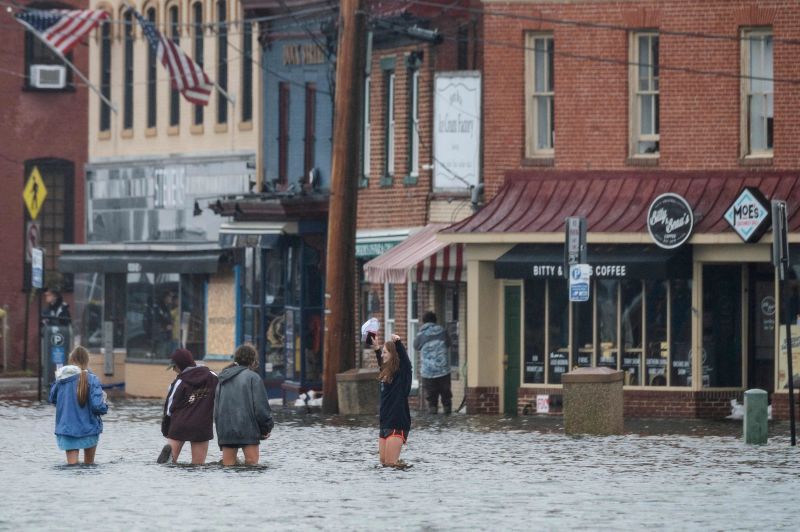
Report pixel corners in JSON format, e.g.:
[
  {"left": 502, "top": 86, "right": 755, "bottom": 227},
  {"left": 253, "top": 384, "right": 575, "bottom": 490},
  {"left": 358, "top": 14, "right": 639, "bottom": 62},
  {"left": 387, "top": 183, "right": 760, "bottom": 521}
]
[{"left": 23, "top": 166, "right": 47, "bottom": 220}]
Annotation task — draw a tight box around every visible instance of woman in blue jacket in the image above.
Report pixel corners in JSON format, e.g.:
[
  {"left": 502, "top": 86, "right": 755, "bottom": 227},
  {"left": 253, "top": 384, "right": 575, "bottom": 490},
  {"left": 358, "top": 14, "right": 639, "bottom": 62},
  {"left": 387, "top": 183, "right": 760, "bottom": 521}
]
[{"left": 49, "top": 346, "right": 108, "bottom": 464}]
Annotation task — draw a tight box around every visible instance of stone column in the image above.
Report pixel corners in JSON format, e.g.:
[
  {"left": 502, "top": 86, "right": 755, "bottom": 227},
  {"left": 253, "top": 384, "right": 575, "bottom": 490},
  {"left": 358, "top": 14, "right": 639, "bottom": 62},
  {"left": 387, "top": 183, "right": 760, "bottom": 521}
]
[
  {"left": 744, "top": 388, "right": 768, "bottom": 445},
  {"left": 562, "top": 367, "right": 624, "bottom": 435}
]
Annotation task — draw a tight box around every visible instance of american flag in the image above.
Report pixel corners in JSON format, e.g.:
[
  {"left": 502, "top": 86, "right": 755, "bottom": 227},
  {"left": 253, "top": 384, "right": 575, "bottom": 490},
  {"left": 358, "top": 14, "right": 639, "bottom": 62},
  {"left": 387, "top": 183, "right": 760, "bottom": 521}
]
[
  {"left": 131, "top": 8, "right": 213, "bottom": 106},
  {"left": 15, "top": 9, "right": 109, "bottom": 56}
]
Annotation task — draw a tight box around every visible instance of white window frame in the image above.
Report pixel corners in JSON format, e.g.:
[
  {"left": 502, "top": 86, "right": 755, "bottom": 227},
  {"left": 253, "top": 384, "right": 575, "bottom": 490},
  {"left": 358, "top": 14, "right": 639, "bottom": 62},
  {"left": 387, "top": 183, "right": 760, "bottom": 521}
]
[
  {"left": 410, "top": 70, "right": 420, "bottom": 177},
  {"left": 407, "top": 281, "right": 419, "bottom": 389},
  {"left": 363, "top": 75, "right": 371, "bottom": 177},
  {"left": 524, "top": 33, "right": 554, "bottom": 158},
  {"left": 384, "top": 282, "right": 395, "bottom": 341},
  {"left": 387, "top": 72, "right": 396, "bottom": 176},
  {"left": 629, "top": 32, "right": 660, "bottom": 157},
  {"left": 741, "top": 29, "right": 773, "bottom": 158}
]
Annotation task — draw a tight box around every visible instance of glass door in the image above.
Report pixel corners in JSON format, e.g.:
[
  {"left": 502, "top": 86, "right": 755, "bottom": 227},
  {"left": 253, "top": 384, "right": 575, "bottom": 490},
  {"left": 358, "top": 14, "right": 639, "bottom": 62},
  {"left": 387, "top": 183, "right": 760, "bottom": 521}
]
[{"left": 749, "top": 263, "right": 775, "bottom": 393}]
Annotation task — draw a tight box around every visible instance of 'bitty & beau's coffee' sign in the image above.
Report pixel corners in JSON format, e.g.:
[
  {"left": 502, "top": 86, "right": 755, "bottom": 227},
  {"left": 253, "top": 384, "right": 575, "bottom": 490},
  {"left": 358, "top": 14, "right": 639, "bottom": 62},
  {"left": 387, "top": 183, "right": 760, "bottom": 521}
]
[{"left": 647, "top": 193, "right": 694, "bottom": 249}]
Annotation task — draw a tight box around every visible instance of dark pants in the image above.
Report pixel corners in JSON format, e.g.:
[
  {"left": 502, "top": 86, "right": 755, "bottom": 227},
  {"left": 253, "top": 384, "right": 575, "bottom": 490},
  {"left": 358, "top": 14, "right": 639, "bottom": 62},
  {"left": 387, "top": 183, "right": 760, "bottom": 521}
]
[{"left": 423, "top": 374, "right": 452, "bottom": 413}]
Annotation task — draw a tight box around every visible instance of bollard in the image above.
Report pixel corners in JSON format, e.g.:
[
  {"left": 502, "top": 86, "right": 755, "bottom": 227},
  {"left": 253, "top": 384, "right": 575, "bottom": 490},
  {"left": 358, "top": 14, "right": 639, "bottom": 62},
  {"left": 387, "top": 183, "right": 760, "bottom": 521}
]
[
  {"left": 562, "top": 367, "right": 624, "bottom": 435},
  {"left": 744, "top": 389, "right": 768, "bottom": 445}
]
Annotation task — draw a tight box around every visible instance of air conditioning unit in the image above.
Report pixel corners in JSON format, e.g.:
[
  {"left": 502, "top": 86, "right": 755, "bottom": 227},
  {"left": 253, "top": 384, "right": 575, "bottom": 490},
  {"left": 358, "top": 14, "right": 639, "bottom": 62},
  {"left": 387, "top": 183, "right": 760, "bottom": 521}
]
[{"left": 30, "top": 64, "right": 67, "bottom": 89}]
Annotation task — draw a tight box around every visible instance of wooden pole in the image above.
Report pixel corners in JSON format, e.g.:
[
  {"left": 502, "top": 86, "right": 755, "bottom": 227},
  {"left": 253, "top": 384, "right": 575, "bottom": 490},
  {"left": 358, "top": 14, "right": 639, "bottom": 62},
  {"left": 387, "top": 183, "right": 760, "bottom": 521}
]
[{"left": 322, "top": 0, "right": 366, "bottom": 414}]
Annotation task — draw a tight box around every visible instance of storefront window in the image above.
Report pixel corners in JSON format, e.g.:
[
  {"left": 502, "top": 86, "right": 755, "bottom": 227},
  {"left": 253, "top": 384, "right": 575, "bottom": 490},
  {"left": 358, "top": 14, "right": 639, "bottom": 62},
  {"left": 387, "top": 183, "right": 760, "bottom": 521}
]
[
  {"left": 670, "top": 279, "right": 692, "bottom": 386},
  {"left": 575, "top": 293, "right": 593, "bottom": 367},
  {"left": 597, "top": 280, "right": 618, "bottom": 368},
  {"left": 520, "top": 268, "right": 691, "bottom": 387},
  {"left": 125, "top": 273, "right": 205, "bottom": 359},
  {"left": 74, "top": 273, "right": 104, "bottom": 349},
  {"left": 548, "top": 279, "right": 569, "bottom": 384},
  {"left": 524, "top": 280, "right": 545, "bottom": 383},
  {"left": 645, "top": 281, "right": 668, "bottom": 386},
  {"left": 702, "top": 265, "right": 742, "bottom": 387},
  {"left": 621, "top": 280, "right": 644, "bottom": 385},
  {"left": 303, "top": 309, "right": 323, "bottom": 382}
]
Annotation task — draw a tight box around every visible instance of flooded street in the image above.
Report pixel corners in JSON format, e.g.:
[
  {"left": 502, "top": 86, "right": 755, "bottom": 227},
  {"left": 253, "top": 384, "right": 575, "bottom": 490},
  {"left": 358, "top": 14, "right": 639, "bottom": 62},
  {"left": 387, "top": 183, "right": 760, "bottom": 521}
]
[{"left": 1, "top": 399, "right": 798, "bottom": 531}]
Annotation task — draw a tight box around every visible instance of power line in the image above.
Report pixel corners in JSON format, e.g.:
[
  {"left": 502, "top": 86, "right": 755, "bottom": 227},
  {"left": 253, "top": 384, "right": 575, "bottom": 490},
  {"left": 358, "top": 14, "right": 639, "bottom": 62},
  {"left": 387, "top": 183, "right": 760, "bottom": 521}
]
[{"left": 403, "top": 0, "right": 800, "bottom": 47}]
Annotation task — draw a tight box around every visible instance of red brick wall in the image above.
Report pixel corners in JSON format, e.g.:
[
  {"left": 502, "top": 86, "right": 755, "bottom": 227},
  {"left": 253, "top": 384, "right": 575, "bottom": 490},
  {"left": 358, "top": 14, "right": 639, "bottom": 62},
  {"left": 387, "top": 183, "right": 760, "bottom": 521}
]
[
  {"left": 0, "top": 4, "right": 88, "bottom": 371},
  {"left": 482, "top": 0, "right": 800, "bottom": 200},
  {"left": 771, "top": 393, "right": 800, "bottom": 421},
  {"left": 466, "top": 385, "right": 499, "bottom": 413},
  {"left": 518, "top": 388, "right": 745, "bottom": 419}
]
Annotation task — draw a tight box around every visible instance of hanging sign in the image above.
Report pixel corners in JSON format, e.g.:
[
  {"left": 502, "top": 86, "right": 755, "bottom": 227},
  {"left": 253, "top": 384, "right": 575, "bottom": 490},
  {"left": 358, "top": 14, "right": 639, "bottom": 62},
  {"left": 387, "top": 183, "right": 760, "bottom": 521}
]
[
  {"left": 724, "top": 187, "right": 771, "bottom": 243},
  {"left": 647, "top": 193, "right": 694, "bottom": 249}
]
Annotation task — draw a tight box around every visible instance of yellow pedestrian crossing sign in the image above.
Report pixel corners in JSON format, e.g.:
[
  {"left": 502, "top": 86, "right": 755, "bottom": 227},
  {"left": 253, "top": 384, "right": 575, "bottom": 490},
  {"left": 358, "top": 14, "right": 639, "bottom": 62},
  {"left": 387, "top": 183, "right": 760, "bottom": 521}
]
[{"left": 23, "top": 166, "right": 47, "bottom": 220}]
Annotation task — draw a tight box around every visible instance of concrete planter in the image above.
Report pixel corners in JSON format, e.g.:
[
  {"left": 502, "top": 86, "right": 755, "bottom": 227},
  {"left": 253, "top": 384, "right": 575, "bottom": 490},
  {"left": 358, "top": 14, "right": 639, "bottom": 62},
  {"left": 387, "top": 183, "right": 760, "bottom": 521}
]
[{"left": 336, "top": 368, "right": 380, "bottom": 415}]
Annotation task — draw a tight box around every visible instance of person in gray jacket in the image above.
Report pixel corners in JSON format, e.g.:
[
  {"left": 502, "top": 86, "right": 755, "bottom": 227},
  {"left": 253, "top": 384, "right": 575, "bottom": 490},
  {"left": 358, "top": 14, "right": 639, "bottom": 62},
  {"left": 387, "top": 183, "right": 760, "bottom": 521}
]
[
  {"left": 214, "top": 344, "right": 274, "bottom": 465},
  {"left": 413, "top": 311, "right": 453, "bottom": 414}
]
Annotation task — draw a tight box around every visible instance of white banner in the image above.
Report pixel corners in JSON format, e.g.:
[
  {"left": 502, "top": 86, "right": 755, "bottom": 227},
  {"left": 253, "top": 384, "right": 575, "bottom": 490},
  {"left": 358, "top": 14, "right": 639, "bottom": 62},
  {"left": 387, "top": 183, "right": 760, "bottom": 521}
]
[{"left": 433, "top": 72, "right": 481, "bottom": 190}]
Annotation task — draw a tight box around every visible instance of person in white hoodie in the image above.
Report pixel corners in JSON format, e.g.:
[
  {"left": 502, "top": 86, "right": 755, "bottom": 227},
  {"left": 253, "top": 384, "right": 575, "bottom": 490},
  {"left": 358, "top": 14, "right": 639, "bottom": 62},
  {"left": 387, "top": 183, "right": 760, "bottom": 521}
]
[{"left": 49, "top": 346, "right": 108, "bottom": 464}]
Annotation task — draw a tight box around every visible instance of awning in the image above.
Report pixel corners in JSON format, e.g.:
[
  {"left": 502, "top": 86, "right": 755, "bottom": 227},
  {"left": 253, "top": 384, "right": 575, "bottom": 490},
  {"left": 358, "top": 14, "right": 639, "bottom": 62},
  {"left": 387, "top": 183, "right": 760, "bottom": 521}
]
[
  {"left": 218, "top": 221, "right": 297, "bottom": 248},
  {"left": 495, "top": 244, "right": 692, "bottom": 279},
  {"left": 364, "top": 224, "right": 464, "bottom": 284},
  {"left": 58, "top": 244, "right": 223, "bottom": 274}
]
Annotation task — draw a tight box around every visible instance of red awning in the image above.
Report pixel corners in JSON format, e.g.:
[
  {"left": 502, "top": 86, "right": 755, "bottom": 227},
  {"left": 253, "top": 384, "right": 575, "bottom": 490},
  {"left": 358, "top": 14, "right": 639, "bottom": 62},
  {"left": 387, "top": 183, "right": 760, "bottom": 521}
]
[
  {"left": 365, "top": 224, "right": 464, "bottom": 284},
  {"left": 445, "top": 171, "right": 800, "bottom": 236}
]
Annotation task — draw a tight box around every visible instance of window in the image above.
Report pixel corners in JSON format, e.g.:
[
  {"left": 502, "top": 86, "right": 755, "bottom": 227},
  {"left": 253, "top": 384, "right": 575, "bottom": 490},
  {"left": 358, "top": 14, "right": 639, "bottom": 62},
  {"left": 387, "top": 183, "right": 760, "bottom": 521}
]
[
  {"left": 457, "top": 24, "right": 469, "bottom": 70},
  {"left": 407, "top": 282, "right": 419, "bottom": 387},
  {"left": 304, "top": 83, "right": 316, "bottom": 179},
  {"left": 169, "top": 5, "right": 180, "bottom": 127},
  {"left": 192, "top": 2, "right": 204, "bottom": 126},
  {"left": 742, "top": 30, "right": 773, "bottom": 156},
  {"left": 216, "top": 0, "right": 228, "bottom": 124},
  {"left": 630, "top": 32, "right": 659, "bottom": 156},
  {"left": 125, "top": 273, "right": 206, "bottom": 359},
  {"left": 525, "top": 33, "right": 554, "bottom": 157},
  {"left": 23, "top": 13, "right": 74, "bottom": 90},
  {"left": 123, "top": 10, "right": 134, "bottom": 130},
  {"left": 146, "top": 7, "right": 157, "bottom": 129},
  {"left": 702, "top": 265, "right": 742, "bottom": 388},
  {"left": 22, "top": 159, "right": 74, "bottom": 292},
  {"left": 278, "top": 82, "right": 290, "bottom": 184},
  {"left": 73, "top": 273, "right": 126, "bottom": 349},
  {"left": 523, "top": 277, "right": 691, "bottom": 386},
  {"left": 409, "top": 69, "right": 420, "bottom": 179},
  {"left": 99, "top": 18, "right": 112, "bottom": 132},
  {"left": 241, "top": 20, "right": 253, "bottom": 123},
  {"left": 362, "top": 75, "right": 371, "bottom": 179},
  {"left": 385, "top": 71, "right": 395, "bottom": 177}
]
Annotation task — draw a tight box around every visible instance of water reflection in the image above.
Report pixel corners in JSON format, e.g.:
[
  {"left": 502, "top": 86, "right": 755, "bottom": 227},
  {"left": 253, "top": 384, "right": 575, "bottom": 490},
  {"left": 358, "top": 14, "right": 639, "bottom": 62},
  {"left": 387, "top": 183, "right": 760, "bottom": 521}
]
[{"left": 0, "top": 400, "right": 798, "bottom": 530}]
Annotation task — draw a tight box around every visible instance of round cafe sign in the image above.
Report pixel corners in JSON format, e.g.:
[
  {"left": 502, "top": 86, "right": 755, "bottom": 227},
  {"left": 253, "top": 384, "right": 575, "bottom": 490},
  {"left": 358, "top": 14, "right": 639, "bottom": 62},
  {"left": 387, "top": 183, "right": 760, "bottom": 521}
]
[{"left": 647, "top": 193, "right": 694, "bottom": 249}]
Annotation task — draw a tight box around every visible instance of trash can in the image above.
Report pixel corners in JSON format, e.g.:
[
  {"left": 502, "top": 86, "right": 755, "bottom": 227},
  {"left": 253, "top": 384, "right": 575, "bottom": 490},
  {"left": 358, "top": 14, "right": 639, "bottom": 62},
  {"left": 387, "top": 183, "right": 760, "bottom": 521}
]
[
  {"left": 336, "top": 368, "right": 380, "bottom": 415},
  {"left": 562, "top": 366, "right": 624, "bottom": 435}
]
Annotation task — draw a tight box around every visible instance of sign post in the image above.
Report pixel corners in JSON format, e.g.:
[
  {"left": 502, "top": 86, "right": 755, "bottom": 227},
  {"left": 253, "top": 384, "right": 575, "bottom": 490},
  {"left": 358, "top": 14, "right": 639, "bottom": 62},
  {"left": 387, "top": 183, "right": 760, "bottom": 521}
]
[
  {"left": 772, "top": 200, "right": 796, "bottom": 446},
  {"left": 31, "top": 248, "right": 44, "bottom": 400},
  {"left": 565, "top": 218, "right": 587, "bottom": 368}
]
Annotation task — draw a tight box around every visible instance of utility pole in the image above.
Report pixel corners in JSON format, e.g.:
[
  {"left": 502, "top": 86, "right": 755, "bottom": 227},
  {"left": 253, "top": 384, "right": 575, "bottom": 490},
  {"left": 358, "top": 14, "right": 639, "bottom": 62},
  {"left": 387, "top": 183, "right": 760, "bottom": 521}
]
[{"left": 322, "top": 0, "right": 366, "bottom": 414}]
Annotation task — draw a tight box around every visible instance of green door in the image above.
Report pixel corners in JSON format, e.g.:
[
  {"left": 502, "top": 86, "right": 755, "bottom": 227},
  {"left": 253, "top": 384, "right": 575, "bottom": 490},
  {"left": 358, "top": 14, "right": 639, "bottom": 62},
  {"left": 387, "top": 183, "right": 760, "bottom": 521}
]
[{"left": 504, "top": 285, "right": 522, "bottom": 416}]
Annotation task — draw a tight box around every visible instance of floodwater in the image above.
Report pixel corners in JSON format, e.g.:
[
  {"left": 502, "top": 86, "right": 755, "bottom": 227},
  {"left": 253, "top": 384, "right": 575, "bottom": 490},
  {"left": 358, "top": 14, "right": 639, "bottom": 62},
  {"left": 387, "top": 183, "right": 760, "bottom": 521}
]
[{"left": 0, "top": 400, "right": 798, "bottom": 531}]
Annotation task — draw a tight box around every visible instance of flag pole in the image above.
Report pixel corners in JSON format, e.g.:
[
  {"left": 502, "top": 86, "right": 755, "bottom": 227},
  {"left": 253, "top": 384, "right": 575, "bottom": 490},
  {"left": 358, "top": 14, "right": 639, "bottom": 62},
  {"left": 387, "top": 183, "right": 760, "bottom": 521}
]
[
  {"left": 14, "top": 17, "right": 118, "bottom": 115},
  {"left": 215, "top": 82, "right": 236, "bottom": 107}
]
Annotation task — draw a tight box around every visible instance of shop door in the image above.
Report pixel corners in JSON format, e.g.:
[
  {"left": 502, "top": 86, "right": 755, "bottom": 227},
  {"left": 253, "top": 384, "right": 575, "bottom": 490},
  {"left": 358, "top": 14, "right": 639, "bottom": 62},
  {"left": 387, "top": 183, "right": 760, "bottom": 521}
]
[
  {"left": 504, "top": 285, "right": 521, "bottom": 416},
  {"left": 749, "top": 264, "right": 775, "bottom": 393}
]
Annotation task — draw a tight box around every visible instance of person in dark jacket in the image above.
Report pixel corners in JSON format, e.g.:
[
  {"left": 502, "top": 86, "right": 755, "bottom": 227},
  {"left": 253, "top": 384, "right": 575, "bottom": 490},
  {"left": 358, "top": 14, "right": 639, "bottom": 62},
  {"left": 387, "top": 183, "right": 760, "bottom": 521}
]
[
  {"left": 371, "top": 332, "right": 411, "bottom": 467},
  {"left": 49, "top": 346, "right": 108, "bottom": 464},
  {"left": 214, "top": 344, "right": 274, "bottom": 466},
  {"left": 413, "top": 311, "right": 453, "bottom": 414},
  {"left": 158, "top": 348, "right": 218, "bottom": 464},
  {"left": 43, "top": 287, "right": 71, "bottom": 326}
]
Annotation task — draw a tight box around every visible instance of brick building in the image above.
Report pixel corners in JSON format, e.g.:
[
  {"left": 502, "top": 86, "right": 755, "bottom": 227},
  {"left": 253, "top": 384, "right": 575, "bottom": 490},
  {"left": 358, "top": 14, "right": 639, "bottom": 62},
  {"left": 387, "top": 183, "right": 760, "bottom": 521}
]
[
  {"left": 0, "top": 0, "right": 89, "bottom": 373},
  {"left": 358, "top": 0, "right": 482, "bottom": 411},
  {"left": 438, "top": 1, "right": 800, "bottom": 418}
]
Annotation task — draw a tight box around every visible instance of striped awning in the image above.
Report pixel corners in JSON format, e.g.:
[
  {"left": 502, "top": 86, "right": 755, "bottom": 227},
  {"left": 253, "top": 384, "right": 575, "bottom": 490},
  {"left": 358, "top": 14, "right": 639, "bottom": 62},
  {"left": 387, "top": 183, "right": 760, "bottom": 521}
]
[{"left": 364, "top": 224, "right": 464, "bottom": 284}]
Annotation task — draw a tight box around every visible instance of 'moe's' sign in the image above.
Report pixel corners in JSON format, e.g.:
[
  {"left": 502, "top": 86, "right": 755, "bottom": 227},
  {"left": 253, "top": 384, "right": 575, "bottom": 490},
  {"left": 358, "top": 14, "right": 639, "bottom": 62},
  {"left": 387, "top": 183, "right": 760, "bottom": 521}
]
[
  {"left": 724, "top": 187, "right": 771, "bottom": 243},
  {"left": 647, "top": 193, "right": 694, "bottom": 249}
]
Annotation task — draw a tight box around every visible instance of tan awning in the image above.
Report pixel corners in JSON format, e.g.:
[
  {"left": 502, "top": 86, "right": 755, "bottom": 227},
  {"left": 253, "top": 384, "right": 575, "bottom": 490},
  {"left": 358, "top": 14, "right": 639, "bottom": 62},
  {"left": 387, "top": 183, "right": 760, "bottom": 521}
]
[{"left": 364, "top": 224, "right": 464, "bottom": 284}]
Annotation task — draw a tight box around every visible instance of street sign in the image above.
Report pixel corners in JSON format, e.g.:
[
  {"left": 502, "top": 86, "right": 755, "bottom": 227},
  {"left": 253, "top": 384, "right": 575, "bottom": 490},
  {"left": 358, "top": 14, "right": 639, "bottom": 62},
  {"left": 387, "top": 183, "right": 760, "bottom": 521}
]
[
  {"left": 569, "top": 264, "right": 591, "bottom": 302},
  {"left": 31, "top": 247, "right": 44, "bottom": 289},
  {"left": 23, "top": 166, "right": 47, "bottom": 220},
  {"left": 771, "top": 200, "right": 789, "bottom": 280},
  {"left": 25, "top": 221, "right": 40, "bottom": 263}
]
